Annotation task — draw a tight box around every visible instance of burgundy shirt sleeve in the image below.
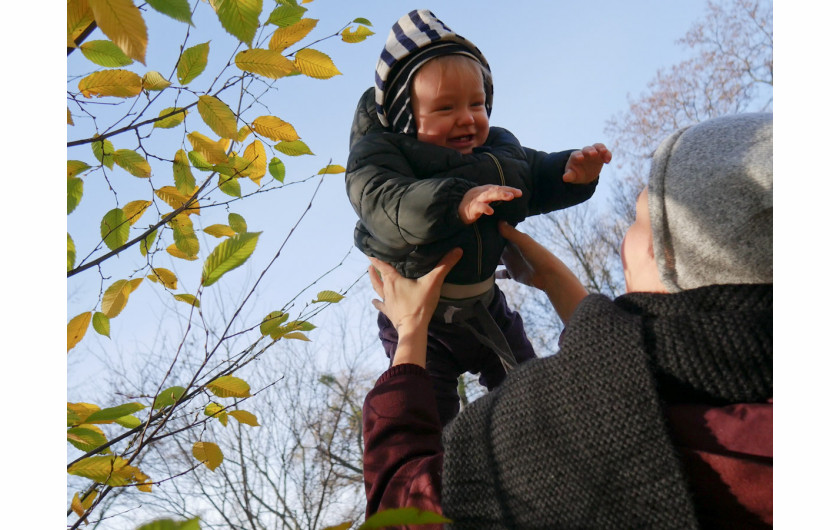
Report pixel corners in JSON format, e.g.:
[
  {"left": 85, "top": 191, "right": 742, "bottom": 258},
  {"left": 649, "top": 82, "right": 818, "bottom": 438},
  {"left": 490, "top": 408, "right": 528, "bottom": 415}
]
[
  {"left": 362, "top": 363, "right": 445, "bottom": 522},
  {"left": 666, "top": 401, "right": 773, "bottom": 528}
]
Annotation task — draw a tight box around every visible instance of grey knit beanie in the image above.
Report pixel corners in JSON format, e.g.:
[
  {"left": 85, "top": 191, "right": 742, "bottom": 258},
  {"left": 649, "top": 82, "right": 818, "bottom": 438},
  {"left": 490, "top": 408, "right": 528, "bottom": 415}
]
[
  {"left": 374, "top": 9, "right": 493, "bottom": 135},
  {"left": 648, "top": 113, "right": 773, "bottom": 292}
]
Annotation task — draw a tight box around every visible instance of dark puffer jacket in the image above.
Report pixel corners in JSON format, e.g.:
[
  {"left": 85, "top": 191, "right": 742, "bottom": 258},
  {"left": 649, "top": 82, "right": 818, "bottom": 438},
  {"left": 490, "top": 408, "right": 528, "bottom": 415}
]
[{"left": 346, "top": 87, "right": 598, "bottom": 284}]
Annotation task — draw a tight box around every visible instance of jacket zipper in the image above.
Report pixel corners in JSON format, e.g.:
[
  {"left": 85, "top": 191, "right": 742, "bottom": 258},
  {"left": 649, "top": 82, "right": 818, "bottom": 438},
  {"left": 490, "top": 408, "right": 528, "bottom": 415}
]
[
  {"left": 485, "top": 152, "right": 505, "bottom": 185},
  {"left": 473, "top": 153, "right": 505, "bottom": 279}
]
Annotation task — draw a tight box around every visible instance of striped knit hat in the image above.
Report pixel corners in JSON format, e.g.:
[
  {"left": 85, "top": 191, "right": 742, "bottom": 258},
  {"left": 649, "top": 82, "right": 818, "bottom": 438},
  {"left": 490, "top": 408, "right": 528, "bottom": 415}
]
[{"left": 374, "top": 9, "right": 493, "bottom": 135}]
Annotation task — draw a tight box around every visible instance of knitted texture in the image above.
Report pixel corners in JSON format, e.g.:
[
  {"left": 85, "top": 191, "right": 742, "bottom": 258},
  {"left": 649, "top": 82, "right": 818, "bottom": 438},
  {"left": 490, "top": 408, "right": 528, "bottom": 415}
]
[
  {"left": 441, "top": 283, "right": 772, "bottom": 529},
  {"left": 648, "top": 113, "right": 773, "bottom": 292}
]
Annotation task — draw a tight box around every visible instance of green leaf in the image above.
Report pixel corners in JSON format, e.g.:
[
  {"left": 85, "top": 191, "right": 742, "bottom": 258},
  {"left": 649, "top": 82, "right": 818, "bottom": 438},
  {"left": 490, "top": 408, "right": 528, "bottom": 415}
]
[
  {"left": 214, "top": 0, "right": 262, "bottom": 46},
  {"left": 88, "top": 0, "right": 148, "bottom": 64},
  {"left": 173, "top": 149, "right": 196, "bottom": 194},
  {"left": 113, "top": 149, "right": 151, "bottom": 178},
  {"left": 152, "top": 386, "right": 186, "bottom": 409},
  {"left": 86, "top": 402, "right": 146, "bottom": 424},
  {"left": 100, "top": 208, "right": 129, "bottom": 251},
  {"left": 136, "top": 517, "right": 201, "bottom": 530},
  {"left": 267, "top": 4, "right": 306, "bottom": 27},
  {"left": 269, "top": 319, "right": 315, "bottom": 340},
  {"left": 353, "top": 17, "right": 372, "bottom": 26},
  {"left": 188, "top": 150, "right": 213, "bottom": 171},
  {"left": 79, "top": 39, "right": 133, "bottom": 67},
  {"left": 274, "top": 140, "right": 313, "bottom": 156},
  {"left": 218, "top": 174, "right": 242, "bottom": 197},
  {"left": 313, "top": 290, "right": 344, "bottom": 304},
  {"left": 146, "top": 0, "right": 193, "bottom": 24},
  {"left": 153, "top": 107, "right": 187, "bottom": 129},
  {"left": 201, "top": 232, "right": 260, "bottom": 286},
  {"left": 192, "top": 441, "right": 224, "bottom": 471},
  {"left": 197, "top": 95, "right": 238, "bottom": 139},
  {"left": 341, "top": 25, "right": 375, "bottom": 44},
  {"left": 68, "top": 233, "right": 76, "bottom": 271},
  {"left": 92, "top": 137, "right": 115, "bottom": 168},
  {"left": 67, "top": 425, "right": 110, "bottom": 453},
  {"left": 173, "top": 293, "right": 200, "bottom": 307},
  {"left": 142, "top": 70, "right": 172, "bottom": 91},
  {"left": 68, "top": 160, "right": 91, "bottom": 178},
  {"left": 206, "top": 375, "right": 251, "bottom": 398},
  {"left": 228, "top": 213, "right": 247, "bottom": 233},
  {"left": 67, "top": 455, "right": 145, "bottom": 487},
  {"left": 259, "top": 311, "right": 289, "bottom": 336},
  {"left": 177, "top": 41, "right": 209, "bottom": 85},
  {"left": 268, "top": 157, "right": 285, "bottom": 182},
  {"left": 169, "top": 215, "right": 200, "bottom": 257},
  {"left": 359, "top": 508, "right": 451, "bottom": 530},
  {"left": 140, "top": 228, "right": 157, "bottom": 257},
  {"left": 114, "top": 415, "right": 142, "bottom": 429},
  {"left": 68, "top": 177, "right": 84, "bottom": 214},
  {"left": 92, "top": 312, "right": 110, "bottom": 338}
]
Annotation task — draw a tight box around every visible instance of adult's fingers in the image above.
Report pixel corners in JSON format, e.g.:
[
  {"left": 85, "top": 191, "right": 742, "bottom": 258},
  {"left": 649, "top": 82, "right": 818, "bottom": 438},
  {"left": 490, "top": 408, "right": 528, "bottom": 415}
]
[
  {"left": 367, "top": 264, "right": 383, "bottom": 298},
  {"left": 427, "top": 247, "right": 463, "bottom": 287}
]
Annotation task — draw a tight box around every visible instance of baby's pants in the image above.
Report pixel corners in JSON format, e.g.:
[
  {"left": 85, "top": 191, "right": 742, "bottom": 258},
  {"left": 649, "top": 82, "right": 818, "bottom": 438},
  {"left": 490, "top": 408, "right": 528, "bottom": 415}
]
[{"left": 377, "top": 285, "right": 536, "bottom": 426}]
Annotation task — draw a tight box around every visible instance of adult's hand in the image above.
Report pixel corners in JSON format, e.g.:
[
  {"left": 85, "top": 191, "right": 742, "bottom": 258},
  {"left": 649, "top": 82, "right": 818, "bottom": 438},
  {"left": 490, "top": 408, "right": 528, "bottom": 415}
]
[
  {"left": 368, "top": 248, "right": 463, "bottom": 366},
  {"left": 498, "top": 221, "right": 588, "bottom": 324}
]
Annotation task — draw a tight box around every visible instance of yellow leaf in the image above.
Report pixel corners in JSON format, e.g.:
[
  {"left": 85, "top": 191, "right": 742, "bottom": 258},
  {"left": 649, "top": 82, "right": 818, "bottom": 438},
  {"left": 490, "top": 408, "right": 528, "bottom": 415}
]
[
  {"left": 121, "top": 200, "right": 151, "bottom": 226},
  {"left": 268, "top": 17, "right": 317, "bottom": 51},
  {"left": 274, "top": 139, "right": 313, "bottom": 156},
  {"left": 317, "top": 164, "right": 345, "bottom": 175},
  {"left": 173, "top": 293, "right": 201, "bottom": 307},
  {"left": 78, "top": 69, "right": 143, "bottom": 98},
  {"left": 68, "top": 312, "right": 92, "bottom": 353},
  {"left": 243, "top": 140, "right": 266, "bottom": 184},
  {"left": 154, "top": 107, "right": 187, "bottom": 129},
  {"left": 167, "top": 245, "right": 199, "bottom": 261},
  {"left": 134, "top": 469, "right": 153, "bottom": 492},
  {"left": 155, "top": 186, "right": 200, "bottom": 215},
  {"left": 113, "top": 149, "right": 152, "bottom": 178},
  {"left": 169, "top": 214, "right": 200, "bottom": 257},
  {"left": 197, "top": 95, "right": 239, "bottom": 139},
  {"left": 294, "top": 48, "right": 341, "bottom": 79},
  {"left": 68, "top": 160, "right": 91, "bottom": 178},
  {"left": 251, "top": 116, "right": 299, "bottom": 142},
  {"left": 148, "top": 267, "right": 178, "bottom": 289},
  {"left": 341, "top": 25, "right": 374, "bottom": 44},
  {"left": 68, "top": 402, "right": 101, "bottom": 426},
  {"left": 283, "top": 331, "right": 310, "bottom": 341},
  {"left": 70, "top": 493, "right": 85, "bottom": 517},
  {"left": 187, "top": 131, "right": 229, "bottom": 165},
  {"left": 229, "top": 410, "right": 259, "bottom": 426},
  {"left": 192, "top": 441, "right": 223, "bottom": 471},
  {"left": 68, "top": 0, "right": 94, "bottom": 48},
  {"left": 88, "top": 0, "right": 148, "bottom": 64},
  {"left": 101, "top": 279, "right": 138, "bottom": 318},
  {"left": 204, "top": 224, "right": 237, "bottom": 238},
  {"left": 206, "top": 375, "right": 251, "bottom": 398},
  {"left": 141, "top": 70, "right": 171, "bottom": 91},
  {"left": 177, "top": 41, "right": 210, "bottom": 85},
  {"left": 68, "top": 107, "right": 74, "bottom": 125},
  {"left": 68, "top": 455, "right": 147, "bottom": 487},
  {"left": 313, "top": 290, "right": 345, "bottom": 303},
  {"left": 234, "top": 48, "right": 296, "bottom": 79},
  {"left": 236, "top": 125, "right": 252, "bottom": 143}
]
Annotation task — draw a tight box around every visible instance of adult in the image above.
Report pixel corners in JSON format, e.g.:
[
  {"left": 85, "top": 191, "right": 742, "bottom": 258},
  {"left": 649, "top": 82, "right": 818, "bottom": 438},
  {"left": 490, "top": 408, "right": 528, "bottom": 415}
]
[{"left": 363, "top": 113, "right": 773, "bottom": 529}]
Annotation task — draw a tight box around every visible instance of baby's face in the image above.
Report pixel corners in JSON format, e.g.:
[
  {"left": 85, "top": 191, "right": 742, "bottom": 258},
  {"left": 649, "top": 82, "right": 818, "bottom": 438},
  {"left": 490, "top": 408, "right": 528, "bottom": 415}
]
[{"left": 410, "top": 57, "right": 489, "bottom": 154}]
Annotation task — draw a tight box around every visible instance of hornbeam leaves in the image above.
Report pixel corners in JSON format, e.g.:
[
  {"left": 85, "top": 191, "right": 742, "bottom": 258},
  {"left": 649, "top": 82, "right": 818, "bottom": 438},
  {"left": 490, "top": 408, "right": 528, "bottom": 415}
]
[
  {"left": 228, "top": 213, "right": 247, "bottom": 233},
  {"left": 155, "top": 186, "right": 200, "bottom": 214},
  {"left": 68, "top": 0, "right": 95, "bottom": 48},
  {"left": 140, "top": 228, "right": 157, "bottom": 257},
  {"left": 341, "top": 25, "right": 375, "bottom": 44},
  {"left": 235, "top": 48, "right": 296, "bottom": 78},
  {"left": 205, "top": 402, "right": 228, "bottom": 426},
  {"left": 252, "top": 116, "right": 299, "bottom": 142},
  {"left": 173, "top": 150, "right": 196, "bottom": 194},
  {"left": 68, "top": 402, "right": 101, "bottom": 426},
  {"left": 268, "top": 157, "right": 285, "bottom": 182},
  {"left": 101, "top": 278, "right": 143, "bottom": 318},
  {"left": 204, "top": 224, "right": 237, "bottom": 238},
  {"left": 92, "top": 312, "right": 111, "bottom": 337},
  {"left": 154, "top": 107, "right": 187, "bottom": 129},
  {"left": 267, "top": 4, "right": 306, "bottom": 27},
  {"left": 68, "top": 455, "right": 150, "bottom": 488},
  {"left": 192, "top": 441, "right": 223, "bottom": 471},
  {"left": 68, "top": 233, "right": 76, "bottom": 271},
  {"left": 243, "top": 140, "right": 266, "bottom": 183},
  {"left": 88, "top": 0, "right": 148, "bottom": 64},
  {"left": 201, "top": 231, "right": 260, "bottom": 286},
  {"left": 79, "top": 69, "right": 143, "bottom": 98},
  {"left": 213, "top": 0, "right": 262, "bottom": 46},
  {"left": 86, "top": 402, "right": 146, "bottom": 423},
  {"left": 313, "top": 290, "right": 344, "bottom": 303},
  {"left": 68, "top": 425, "right": 110, "bottom": 453},
  {"left": 146, "top": 0, "right": 193, "bottom": 24},
  {"left": 358, "top": 508, "right": 452, "bottom": 530},
  {"left": 197, "top": 95, "right": 238, "bottom": 139},
  {"left": 274, "top": 139, "right": 313, "bottom": 156},
  {"left": 137, "top": 518, "right": 200, "bottom": 530},
  {"left": 173, "top": 293, "right": 200, "bottom": 307},
  {"left": 259, "top": 311, "right": 289, "bottom": 336},
  {"left": 170, "top": 214, "right": 200, "bottom": 257},
  {"left": 206, "top": 375, "right": 251, "bottom": 398},
  {"left": 113, "top": 149, "right": 151, "bottom": 178},
  {"left": 68, "top": 176, "right": 84, "bottom": 214},
  {"left": 177, "top": 42, "right": 210, "bottom": 85},
  {"left": 68, "top": 160, "right": 90, "bottom": 179},
  {"left": 153, "top": 386, "right": 186, "bottom": 409},
  {"left": 268, "top": 18, "right": 317, "bottom": 51},
  {"left": 269, "top": 319, "right": 315, "bottom": 341},
  {"left": 122, "top": 200, "right": 151, "bottom": 226},
  {"left": 218, "top": 174, "right": 241, "bottom": 197},
  {"left": 317, "top": 164, "right": 345, "bottom": 175},
  {"left": 187, "top": 131, "right": 228, "bottom": 165},
  {"left": 68, "top": 312, "right": 92, "bottom": 352},
  {"left": 70, "top": 491, "right": 98, "bottom": 519},
  {"left": 294, "top": 49, "right": 341, "bottom": 79},
  {"left": 147, "top": 267, "right": 178, "bottom": 289},
  {"left": 92, "top": 138, "right": 115, "bottom": 168},
  {"left": 80, "top": 40, "right": 133, "bottom": 67},
  {"left": 142, "top": 71, "right": 172, "bottom": 91},
  {"left": 229, "top": 410, "right": 259, "bottom": 426},
  {"left": 100, "top": 208, "right": 129, "bottom": 251}
]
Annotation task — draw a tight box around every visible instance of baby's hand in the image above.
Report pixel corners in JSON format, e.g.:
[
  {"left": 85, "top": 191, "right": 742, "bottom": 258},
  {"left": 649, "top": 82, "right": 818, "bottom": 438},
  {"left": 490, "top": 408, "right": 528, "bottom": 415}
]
[
  {"left": 562, "top": 143, "right": 612, "bottom": 184},
  {"left": 458, "top": 185, "right": 523, "bottom": 224}
]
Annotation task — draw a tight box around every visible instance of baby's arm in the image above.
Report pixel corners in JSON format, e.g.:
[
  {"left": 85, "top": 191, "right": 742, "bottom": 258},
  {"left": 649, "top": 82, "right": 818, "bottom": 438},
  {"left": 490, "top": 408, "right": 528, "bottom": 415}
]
[
  {"left": 458, "top": 185, "right": 523, "bottom": 224},
  {"left": 561, "top": 143, "right": 612, "bottom": 184}
]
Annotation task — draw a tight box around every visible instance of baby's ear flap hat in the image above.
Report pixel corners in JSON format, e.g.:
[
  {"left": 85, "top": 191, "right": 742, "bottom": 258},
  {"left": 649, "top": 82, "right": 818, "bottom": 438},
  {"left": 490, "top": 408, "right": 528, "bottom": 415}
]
[
  {"left": 374, "top": 9, "right": 493, "bottom": 135},
  {"left": 647, "top": 112, "right": 773, "bottom": 292}
]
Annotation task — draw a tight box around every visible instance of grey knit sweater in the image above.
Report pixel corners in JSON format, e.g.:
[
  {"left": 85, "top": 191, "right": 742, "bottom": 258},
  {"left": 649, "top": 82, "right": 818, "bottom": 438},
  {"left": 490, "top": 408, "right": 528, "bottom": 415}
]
[{"left": 441, "top": 283, "right": 772, "bottom": 528}]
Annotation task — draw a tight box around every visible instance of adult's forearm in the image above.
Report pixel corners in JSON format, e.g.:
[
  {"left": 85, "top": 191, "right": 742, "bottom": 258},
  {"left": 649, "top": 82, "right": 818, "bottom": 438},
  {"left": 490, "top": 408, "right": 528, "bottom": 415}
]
[{"left": 543, "top": 259, "right": 589, "bottom": 324}]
